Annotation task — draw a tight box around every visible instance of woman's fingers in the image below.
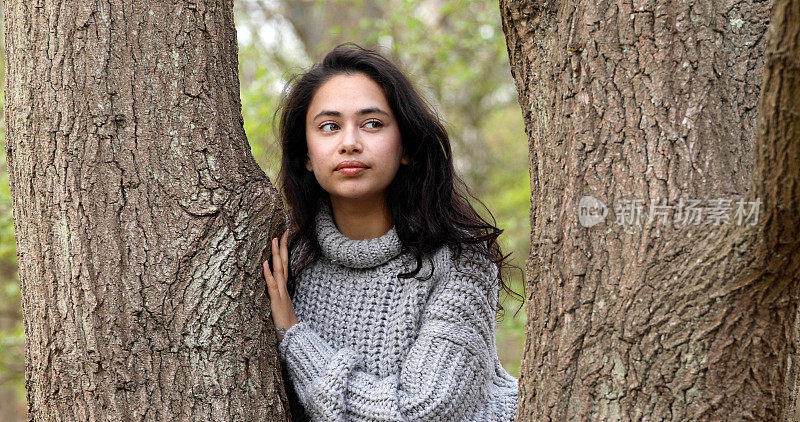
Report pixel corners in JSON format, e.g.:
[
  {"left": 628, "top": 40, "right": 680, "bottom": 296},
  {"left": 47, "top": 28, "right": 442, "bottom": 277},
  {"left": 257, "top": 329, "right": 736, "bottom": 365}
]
[
  {"left": 265, "top": 231, "right": 291, "bottom": 299},
  {"left": 263, "top": 259, "right": 278, "bottom": 294},
  {"left": 279, "top": 230, "right": 289, "bottom": 295},
  {"left": 280, "top": 230, "right": 289, "bottom": 270},
  {"left": 270, "top": 237, "right": 280, "bottom": 279}
]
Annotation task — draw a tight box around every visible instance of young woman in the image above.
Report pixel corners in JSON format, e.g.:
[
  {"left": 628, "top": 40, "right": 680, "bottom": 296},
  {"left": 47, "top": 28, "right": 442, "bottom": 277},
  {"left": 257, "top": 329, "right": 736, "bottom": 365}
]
[{"left": 263, "top": 42, "right": 524, "bottom": 421}]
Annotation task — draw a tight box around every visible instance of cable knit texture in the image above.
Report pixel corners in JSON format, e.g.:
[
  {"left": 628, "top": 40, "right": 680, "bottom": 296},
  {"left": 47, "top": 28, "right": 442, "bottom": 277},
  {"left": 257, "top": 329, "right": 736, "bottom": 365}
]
[{"left": 278, "top": 201, "right": 519, "bottom": 421}]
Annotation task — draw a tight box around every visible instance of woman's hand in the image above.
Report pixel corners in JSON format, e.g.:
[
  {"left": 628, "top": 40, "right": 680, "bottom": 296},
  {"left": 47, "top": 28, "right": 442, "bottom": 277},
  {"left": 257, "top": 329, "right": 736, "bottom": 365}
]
[{"left": 263, "top": 228, "right": 299, "bottom": 343}]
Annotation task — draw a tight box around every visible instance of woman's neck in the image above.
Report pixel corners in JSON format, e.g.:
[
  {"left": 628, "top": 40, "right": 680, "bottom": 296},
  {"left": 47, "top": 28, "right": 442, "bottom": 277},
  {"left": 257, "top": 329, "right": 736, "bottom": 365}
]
[{"left": 328, "top": 197, "right": 394, "bottom": 241}]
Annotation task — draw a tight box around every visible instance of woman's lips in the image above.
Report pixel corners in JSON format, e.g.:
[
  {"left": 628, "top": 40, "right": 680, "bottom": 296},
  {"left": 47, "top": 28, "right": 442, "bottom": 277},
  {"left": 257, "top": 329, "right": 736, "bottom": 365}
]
[{"left": 337, "top": 167, "right": 368, "bottom": 176}]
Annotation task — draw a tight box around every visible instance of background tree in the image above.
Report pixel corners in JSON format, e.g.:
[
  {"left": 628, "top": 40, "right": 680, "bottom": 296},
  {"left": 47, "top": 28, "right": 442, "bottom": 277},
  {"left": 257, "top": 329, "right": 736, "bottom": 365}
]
[
  {"left": 500, "top": 0, "right": 799, "bottom": 419},
  {"left": 4, "top": 1, "right": 292, "bottom": 419}
]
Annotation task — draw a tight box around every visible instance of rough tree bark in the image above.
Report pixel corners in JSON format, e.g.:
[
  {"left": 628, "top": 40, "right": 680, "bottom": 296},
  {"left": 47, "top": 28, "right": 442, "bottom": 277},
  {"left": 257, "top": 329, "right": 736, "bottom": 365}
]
[
  {"left": 4, "top": 1, "right": 293, "bottom": 420},
  {"left": 500, "top": 0, "right": 799, "bottom": 419}
]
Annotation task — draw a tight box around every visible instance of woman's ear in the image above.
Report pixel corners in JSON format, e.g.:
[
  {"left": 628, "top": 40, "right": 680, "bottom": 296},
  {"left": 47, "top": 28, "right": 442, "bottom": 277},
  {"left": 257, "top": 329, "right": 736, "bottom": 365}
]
[
  {"left": 401, "top": 153, "right": 410, "bottom": 165},
  {"left": 305, "top": 156, "right": 313, "bottom": 172}
]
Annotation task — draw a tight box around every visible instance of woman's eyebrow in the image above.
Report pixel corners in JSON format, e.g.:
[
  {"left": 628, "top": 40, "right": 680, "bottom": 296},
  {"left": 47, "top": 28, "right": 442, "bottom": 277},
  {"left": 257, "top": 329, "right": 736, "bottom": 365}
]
[{"left": 312, "top": 107, "right": 390, "bottom": 121}]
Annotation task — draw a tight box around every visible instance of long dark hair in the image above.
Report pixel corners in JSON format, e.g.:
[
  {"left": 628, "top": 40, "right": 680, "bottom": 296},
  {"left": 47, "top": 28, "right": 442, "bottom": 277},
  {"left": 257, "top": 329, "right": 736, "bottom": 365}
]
[{"left": 273, "top": 42, "right": 524, "bottom": 320}]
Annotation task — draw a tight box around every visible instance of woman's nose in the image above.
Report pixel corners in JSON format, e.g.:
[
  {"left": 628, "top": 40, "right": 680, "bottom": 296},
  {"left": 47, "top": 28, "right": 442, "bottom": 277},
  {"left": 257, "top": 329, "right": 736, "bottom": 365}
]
[{"left": 339, "top": 124, "right": 362, "bottom": 152}]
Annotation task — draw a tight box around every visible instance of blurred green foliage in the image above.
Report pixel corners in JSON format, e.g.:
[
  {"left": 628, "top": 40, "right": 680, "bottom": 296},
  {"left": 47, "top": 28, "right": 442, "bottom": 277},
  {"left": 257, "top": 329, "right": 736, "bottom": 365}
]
[{"left": 0, "top": 1, "right": 530, "bottom": 417}]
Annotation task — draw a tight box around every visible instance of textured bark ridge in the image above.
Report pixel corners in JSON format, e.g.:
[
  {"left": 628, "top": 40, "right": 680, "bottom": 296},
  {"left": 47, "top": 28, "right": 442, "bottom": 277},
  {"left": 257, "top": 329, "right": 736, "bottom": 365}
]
[
  {"left": 499, "top": 0, "right": 799, "bottom": 419},
  {"left": 4, "top": 1, "right": 292, "bottom": 420}
]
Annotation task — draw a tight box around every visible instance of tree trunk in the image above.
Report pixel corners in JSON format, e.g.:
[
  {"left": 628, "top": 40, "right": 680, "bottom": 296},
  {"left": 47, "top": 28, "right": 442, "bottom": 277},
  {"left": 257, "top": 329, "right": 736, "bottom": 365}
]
[
  {"left": 4, "top": 1, "right": 293, "bottom": 420},
  {"left": 500, "top": 0, "right": 799, "bottom": 419},
  {"left": 274, "top": 0, "right": 384, "bottom": 61}
]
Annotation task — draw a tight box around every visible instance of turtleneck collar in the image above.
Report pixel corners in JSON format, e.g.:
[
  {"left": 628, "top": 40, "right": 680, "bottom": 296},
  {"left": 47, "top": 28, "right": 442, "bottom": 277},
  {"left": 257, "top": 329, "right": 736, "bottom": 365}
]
[{"left": 314, "top": 201, "right": 403, "bottom": 269}]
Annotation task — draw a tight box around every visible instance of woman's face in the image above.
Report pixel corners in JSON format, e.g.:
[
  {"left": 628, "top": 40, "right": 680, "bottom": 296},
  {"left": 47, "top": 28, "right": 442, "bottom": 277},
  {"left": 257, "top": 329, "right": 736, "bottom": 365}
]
[{"left": 305, "top": 72, "right": 409, "bottom": 204}]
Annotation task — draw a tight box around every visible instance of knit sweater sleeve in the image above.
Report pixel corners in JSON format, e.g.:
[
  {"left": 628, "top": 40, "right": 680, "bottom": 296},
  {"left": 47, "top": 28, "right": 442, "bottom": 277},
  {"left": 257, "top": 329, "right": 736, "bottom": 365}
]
[{"left": 277, "top": 250, "right": 501, "bottom": 421}]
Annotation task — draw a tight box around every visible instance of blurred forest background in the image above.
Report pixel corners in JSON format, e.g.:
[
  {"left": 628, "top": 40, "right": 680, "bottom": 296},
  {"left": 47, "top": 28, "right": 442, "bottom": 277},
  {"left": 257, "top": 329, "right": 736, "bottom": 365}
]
[{"left": 0, "top": 0, "right": 530, "bottom": 418}]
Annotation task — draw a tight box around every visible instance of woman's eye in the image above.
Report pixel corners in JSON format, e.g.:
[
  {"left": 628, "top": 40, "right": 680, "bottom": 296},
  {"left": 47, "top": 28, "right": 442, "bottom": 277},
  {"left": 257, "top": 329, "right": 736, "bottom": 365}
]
[
  {"left": 319, "top": 122, "right": 339, "bottom": 132},
  {"left": 364, "top": 120, "right": 383, "bottom": 129}
]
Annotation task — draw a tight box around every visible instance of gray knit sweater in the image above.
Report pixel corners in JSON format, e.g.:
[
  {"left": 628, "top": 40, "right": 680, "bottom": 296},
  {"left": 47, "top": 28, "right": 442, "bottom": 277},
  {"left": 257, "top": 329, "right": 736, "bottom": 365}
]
[{"left": 278, "top": 202, "right": 519, "bottom": 421}]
